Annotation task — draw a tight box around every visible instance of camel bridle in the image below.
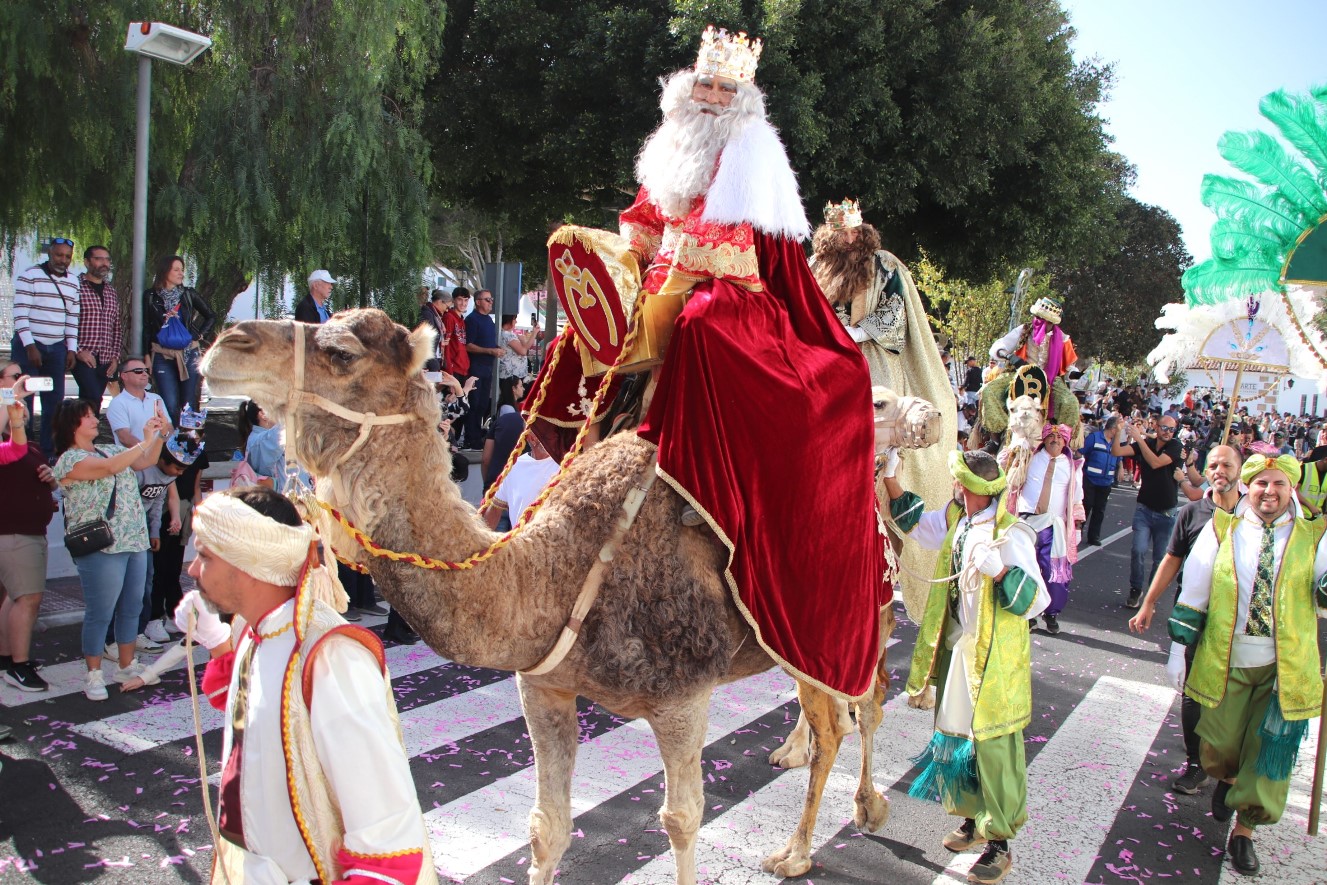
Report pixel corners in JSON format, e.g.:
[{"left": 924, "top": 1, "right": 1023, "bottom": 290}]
[{"left": 287, "top": 320, "right": 418, "bottom": 474}]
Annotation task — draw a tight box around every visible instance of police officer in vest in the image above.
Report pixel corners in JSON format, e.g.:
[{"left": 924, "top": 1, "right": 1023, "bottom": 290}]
[{"left": 1079, "top": 414, "right": 1121, "bottom": 546}]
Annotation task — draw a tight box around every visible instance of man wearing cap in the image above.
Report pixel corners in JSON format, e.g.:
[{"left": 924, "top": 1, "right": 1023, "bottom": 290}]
[
  {"left": 187, "top": 486, "right": 435, "bottom": 885},
  {"left": 295, "top": 270, "right": 337, "bottom": 324},
  {"left": 882, "top": 448, "right": 1049, "bottom": 884},
  {"left": 418, "top": 289, "right": 451, "bottom": 371},
  {"left": 1168, "top": 453, "right": 1327, "bottom": 876}
]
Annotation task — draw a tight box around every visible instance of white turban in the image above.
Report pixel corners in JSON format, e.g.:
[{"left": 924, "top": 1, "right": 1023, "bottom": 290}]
[{"left": 193, "top": 493, "right": 316, "bottom": 586}]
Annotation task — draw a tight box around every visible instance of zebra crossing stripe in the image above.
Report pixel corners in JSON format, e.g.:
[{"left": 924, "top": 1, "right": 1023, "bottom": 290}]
[
  {"left": 1217, "top": 716, "right": 1322, "bottom": 883},
  {"left": 425, "top": 668, "right": 800, "bottom": 881},
  {"left": 628, "top": 691, "right": 936, "bottom": 884},
  {"left": 0, "top": 614, "right": 387, "bottom": 708},
  {"left": 70, "top": 636, "right": 447, "bottom": 752},
  {"left": 929, "top": 675, "right": 1176, "bottom": 884}
]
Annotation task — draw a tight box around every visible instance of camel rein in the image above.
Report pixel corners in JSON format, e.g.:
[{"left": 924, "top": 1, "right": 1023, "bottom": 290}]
[
  {"left": 287, "top": 321, "right": 418, "bottom": 478},
  {"left": 303, "top": 275, "right": 664, "bottom": 675}
]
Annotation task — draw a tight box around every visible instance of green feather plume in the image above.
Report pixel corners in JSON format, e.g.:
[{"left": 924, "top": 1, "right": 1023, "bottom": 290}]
[
  {"left": 1200, "top": 175, "right": 1306, "bottom": 240},
  {"left": 1210, "top": 218, "right": 1288, "bottom": 265},
  {"left": 1218, "top": 130, "right": 1327, "bottom": 217},
  {"left": 1259, "top": 89, "right": 1327, "bottom": 185},
  {"left": 1185, "top": 88, "right": 1327, "bottom": 308},
  {"left": 1182, "top": 258, "right": 1280, "bottom": 307}
]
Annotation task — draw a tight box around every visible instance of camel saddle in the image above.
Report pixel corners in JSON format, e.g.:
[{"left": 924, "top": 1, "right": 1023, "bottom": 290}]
[{"left": 547, "top": 225, "right": 682, "bottom": 376}]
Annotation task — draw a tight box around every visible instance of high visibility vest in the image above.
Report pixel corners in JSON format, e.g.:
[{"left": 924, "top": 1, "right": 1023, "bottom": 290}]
[{"left": 1300, "top": 463, "right": 1327, "bottom": 511}]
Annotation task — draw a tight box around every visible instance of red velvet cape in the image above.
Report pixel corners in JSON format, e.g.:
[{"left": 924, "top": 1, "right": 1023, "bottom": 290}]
[
  {"left": 525, "top": 233, "right": 889, "bottom": 699},
  {"left": 637, "top": 232, "right": 889, "bottom": 699}
]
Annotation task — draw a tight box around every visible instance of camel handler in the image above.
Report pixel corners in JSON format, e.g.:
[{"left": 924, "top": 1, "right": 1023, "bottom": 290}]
[
  {"left": 1168, "top": 452, "right": 1327, "bottom": 877},
  {"left": 881, "top": 448, "right": 1049, "bottom": 884},
  {"left": 186, "top": 486, "right": 436, "bottom": 885},
  {"left": 811, "top": 198, "right": 956, "bottom": 626}
]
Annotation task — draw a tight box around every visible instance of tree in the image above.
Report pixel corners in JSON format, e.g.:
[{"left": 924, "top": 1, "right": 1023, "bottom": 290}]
[
  {"left": 0, "top": 0, "right": 443, "bottom": 327},
  {"left": 912, "top": 250, "right": 1037, "bottom": 362},
  {"left": 1050, "top": 199, "right": 1192, "bottom": 364},
  {"left": 426, "top": 0, "right": 1127, "bottom": 280}
]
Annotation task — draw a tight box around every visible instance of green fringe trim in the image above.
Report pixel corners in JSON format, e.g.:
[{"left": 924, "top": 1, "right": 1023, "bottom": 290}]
[
  {"left": 1256, "top": 689, "right": 1309, "bottom": 781},
  {"left": 908, "top": 732, "right": 978, "bottom": 805}
]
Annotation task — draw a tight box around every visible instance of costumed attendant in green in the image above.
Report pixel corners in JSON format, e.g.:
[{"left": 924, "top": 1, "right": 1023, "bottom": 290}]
[
  {"left": 1169, "top": 452, "right": 1327, "bottom": 876},
  {"left": 881, "top": 448, "right": 1049, "bottom": 885}
]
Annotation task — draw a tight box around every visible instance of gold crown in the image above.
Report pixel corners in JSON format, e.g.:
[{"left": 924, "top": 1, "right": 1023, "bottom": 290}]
[
  {"left": 695, "top": 26, "right": 762, "bottom": 84},
  {"left": 824, "top": 198, "right": 863, "bottom": 230}
]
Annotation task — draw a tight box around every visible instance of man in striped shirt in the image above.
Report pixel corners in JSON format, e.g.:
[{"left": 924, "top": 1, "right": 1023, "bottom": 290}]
[
  {"left": 73, "top": 245, "right": 123, "bottom": 413},
  {"left": 11, "top": 237, "right": 80, "bottom": 457}
]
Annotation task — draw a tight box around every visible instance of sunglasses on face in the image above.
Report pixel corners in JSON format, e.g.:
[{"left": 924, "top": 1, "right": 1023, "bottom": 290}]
[{"left": 121, "top": 368, "right": 149, "bottom": 375}]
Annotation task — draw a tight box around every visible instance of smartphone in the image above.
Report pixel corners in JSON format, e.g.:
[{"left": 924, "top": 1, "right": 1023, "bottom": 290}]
[
  {"left": 24, "top": 376, "right": 54, "bottom": 393},
  {"left": 0, "top": 388, "right": 14, "bottom": 406},
  {"left": 423, "top": 371, "right": 444, "bottom": 384}
]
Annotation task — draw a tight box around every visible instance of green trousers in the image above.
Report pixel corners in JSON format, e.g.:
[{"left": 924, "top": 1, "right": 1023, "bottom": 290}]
[
  {"left": 1196, "top": 663, "right": 1289, "bottom": 829},
  {"left": 934, "top": 647, "right": 1029, "bottom": 840}
]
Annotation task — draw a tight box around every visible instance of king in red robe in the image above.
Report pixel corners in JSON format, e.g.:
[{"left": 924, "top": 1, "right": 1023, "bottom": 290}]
[{"left": 530, "top": 29, "right": 888, "bottom": 700}]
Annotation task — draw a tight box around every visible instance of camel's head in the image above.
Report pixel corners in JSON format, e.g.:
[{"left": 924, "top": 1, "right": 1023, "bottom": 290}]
[
  {"left": 1006, "top": 394, "right": 1045, "bottom": 448},
  {"left": 872, "top": 385, "right": 942, "bottom": 452},
  {"left": 202, "top": 309, "right": 440, "bottom": 475}
]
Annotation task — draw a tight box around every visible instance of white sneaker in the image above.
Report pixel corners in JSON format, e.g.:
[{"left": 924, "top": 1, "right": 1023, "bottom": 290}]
[
  {"left": 85, "top": 669, "right": 109, "bottom": 701},
  {"left": 135, "top": 633, "right": 162, "bottom": 652},
  {"left": 144, "top": 618, "right": 171, "bottom": 644},
  {"left": 111, "top": 661, "right": 147, "bottom": 684},
  {"left": 162, "top": 617, "right": 183, "bottom": 636},
  {"left": 104, "top": 642, "right": 117, "bottom": 658}
]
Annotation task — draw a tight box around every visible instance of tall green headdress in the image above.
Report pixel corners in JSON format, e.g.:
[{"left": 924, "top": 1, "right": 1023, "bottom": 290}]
[{"left": 1183, "top": 86, "right": 1327, "bottom": 367}]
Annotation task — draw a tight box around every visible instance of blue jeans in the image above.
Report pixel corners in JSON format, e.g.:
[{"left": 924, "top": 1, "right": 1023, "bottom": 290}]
[
  {"left": 1130, "top": 503, "right": 1177, "bottom": 592},
  {"left": 11, "top": 333, "right": 67, "bottom": 458},
  {"left": 151, "top": 347, "right": 200, "bottom": 426},
  {"left": 71, "top": 357, "right": 114, "bottom": 413},
  {"left": 76, "top": 549, "right": 148, "bottom": 657}
]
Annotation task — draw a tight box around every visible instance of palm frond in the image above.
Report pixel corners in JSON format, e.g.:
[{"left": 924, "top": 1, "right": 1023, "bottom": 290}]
[
  {"left": 1259, "top": 89, "right": 1327, "bottom": 184},
  {"left": 1218, "top": 130, "right": 1327, "bottom": 217},
  {"left": 1200, "top": 175, "right": 1308, "bottom": 241}
]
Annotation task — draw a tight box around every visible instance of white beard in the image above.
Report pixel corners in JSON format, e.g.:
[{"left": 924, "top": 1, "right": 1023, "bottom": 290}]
[{"left": 637, "top": 104, "right": 742, "bottom": 220}]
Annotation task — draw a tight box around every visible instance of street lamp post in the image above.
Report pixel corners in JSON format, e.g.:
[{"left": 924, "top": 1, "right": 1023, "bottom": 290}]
[{"left": 123, "top": 22, "right": 212, "bottom": 358}]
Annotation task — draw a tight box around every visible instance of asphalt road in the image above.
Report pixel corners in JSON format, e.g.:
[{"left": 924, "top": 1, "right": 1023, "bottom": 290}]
[{"left": 2, "top": 488, "right": 1324, "bottom": 884}]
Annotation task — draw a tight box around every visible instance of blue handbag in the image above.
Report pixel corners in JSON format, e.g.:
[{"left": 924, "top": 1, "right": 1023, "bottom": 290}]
[{"left": 157, "top": 310, "right": 193, "bottom": 349}]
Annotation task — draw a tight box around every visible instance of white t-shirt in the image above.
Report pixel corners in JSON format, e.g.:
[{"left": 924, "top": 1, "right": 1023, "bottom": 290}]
[
  {"left": 107, "top": 390, "right": 167, "bottom": 442},
  {"left": 494, "top": 454, "right": 560, "bottom": 519}
]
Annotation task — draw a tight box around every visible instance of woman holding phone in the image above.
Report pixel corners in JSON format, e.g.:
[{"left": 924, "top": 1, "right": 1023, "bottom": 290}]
[{"left": 53, "top": 399, "right": 167, "bottom": 700}]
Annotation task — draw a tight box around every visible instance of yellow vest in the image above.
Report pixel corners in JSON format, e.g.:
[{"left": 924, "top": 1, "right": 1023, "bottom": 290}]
[
  {"left": 1300, "top": 463, "right": 1327, "bottom": 511},
  {"left": 1186, "top": 510, "right": 1325, "bottom": 720},
  {"left": 906, "top": 503, "right": 1034, "bottom": 740}
]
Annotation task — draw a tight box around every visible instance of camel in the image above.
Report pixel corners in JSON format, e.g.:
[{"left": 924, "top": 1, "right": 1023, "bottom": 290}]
[{"left": 201, "top": 309, "right": 900, "bottom": 885}]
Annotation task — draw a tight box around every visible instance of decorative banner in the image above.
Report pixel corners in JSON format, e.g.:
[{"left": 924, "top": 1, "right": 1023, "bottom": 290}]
[{"left": 546, "top": 226, "right": 637, "bottom": 369}]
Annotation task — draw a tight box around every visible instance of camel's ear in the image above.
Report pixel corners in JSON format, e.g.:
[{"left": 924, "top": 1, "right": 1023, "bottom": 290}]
[{"left": 405, "top": 323, "right": 436, "bottom": 375}]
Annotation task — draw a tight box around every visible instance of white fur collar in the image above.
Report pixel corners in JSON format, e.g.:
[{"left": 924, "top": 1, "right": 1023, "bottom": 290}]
[{"left": 701, "top": 118, "right": 811, "bottom": 241}]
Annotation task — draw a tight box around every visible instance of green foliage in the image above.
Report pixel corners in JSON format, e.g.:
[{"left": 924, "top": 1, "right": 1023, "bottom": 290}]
[
  {"left": 1051, "top": 198, "right": 1191, "bottom": 364},
  {"left": 0, "top": 0, "right": 443, "bottom": 323},
  {"left": 428, "top": 0, "right": 1127, "bottom": 279},
  {"left": 911, "top": 250, "right": 1012, "bottom": 361}
]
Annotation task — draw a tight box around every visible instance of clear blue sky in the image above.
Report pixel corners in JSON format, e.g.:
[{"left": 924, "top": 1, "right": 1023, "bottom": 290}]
[{"left": 1061, "top": 0, "right": 1327, "bottom": 262}]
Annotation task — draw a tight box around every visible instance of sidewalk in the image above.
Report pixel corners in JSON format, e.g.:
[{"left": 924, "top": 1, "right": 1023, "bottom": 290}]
[{"left": 35, "top": 450, "right": 486, "bottom": 630}]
